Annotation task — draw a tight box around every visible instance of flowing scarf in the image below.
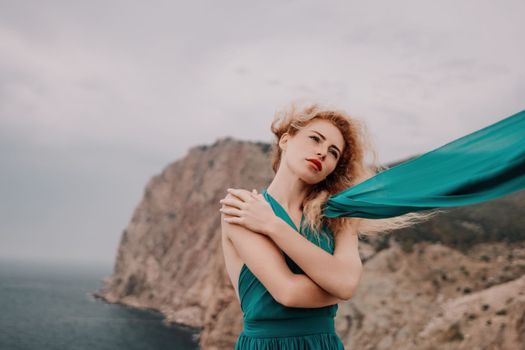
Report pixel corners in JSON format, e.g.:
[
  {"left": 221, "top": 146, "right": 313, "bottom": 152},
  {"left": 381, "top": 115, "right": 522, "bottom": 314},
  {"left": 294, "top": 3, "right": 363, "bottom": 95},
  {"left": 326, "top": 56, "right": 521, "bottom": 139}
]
[{"left": 323, "top": 109, "right": 525, "bottom": 219}]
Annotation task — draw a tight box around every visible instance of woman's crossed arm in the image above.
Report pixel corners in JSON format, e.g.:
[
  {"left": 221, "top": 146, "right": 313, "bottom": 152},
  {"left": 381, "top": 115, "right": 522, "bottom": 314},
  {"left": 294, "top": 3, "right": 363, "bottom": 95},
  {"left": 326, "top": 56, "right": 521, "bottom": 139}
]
[{"left": 221, "top": 211, "right": 343, "bottom": 308}]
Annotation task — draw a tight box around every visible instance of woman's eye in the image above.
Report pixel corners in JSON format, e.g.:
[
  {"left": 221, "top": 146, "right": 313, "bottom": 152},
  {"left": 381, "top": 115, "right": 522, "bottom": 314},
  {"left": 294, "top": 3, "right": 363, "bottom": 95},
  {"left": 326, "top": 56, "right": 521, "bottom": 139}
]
[{"left": 310, "top": 136, "right": 338, "bottom": 157}]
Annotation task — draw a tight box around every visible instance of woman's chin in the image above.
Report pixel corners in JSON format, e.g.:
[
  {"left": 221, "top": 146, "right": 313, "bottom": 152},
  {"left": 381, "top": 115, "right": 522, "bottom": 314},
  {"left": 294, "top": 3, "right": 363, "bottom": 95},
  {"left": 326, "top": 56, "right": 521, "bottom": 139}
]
[
  {"left": 304, "top": 166, "right": 324, "bottom": 182},
  {"left": 288, "top": 163, "right": 324, "bottom": 184},
  {"left": 300, "top": 172, "right": 324, "bottom": 185}
]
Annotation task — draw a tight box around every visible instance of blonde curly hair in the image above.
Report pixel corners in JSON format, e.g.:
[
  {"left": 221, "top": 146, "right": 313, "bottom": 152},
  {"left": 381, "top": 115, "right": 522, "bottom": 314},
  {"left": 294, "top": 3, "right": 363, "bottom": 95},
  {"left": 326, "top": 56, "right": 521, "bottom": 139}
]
[{"left": 270, "top": 101, "right": 441, "bottom": 243}]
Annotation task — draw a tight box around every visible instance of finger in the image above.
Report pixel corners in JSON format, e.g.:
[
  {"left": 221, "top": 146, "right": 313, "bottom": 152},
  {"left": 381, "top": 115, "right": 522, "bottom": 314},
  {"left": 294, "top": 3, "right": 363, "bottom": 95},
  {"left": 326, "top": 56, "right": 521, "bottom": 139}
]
[
  {"left": 223, "top": 216, "right": 241, "bottom": 224},
  {"left": 227, "top": 188, "right": 252, "bottom": 202},
  {"left": 220, "top": 196, "right": 245, "bottom": 209},
  {"left": 222, "top": 193, "right": 243, "bottom": 202},
  {"left": 219, "top": 206, "right": 242, "bottom": 216},
  {"left": 220, "top": 193, "right": 241, "bottom": 203}
]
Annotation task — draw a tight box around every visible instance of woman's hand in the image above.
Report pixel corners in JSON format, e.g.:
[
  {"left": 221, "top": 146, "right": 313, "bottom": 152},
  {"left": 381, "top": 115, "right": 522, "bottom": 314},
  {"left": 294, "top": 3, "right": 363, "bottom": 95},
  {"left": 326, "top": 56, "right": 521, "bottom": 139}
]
[{"left": 219, "top": 188, "right": 278, "bottom": 236}]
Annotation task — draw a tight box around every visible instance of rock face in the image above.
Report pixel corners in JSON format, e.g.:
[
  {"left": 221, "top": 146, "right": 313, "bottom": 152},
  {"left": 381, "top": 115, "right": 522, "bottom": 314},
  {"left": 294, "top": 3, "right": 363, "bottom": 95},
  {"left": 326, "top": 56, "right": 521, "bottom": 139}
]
[
  {"left": 338, "top": 241, "right": 525, "bottom": 350},
  {"left": 94, "top": 137, "right": 525, "bottom": 350},
  {"left": 94, "top": 137, "right": 275, "bottom": 349}
]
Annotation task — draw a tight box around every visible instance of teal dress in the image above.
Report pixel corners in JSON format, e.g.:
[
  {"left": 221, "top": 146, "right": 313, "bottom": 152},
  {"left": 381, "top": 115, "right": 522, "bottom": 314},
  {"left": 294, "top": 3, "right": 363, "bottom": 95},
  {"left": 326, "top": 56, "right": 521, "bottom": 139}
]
[{"left": 235, "top": 189, "right": 345, "bottom": 350}]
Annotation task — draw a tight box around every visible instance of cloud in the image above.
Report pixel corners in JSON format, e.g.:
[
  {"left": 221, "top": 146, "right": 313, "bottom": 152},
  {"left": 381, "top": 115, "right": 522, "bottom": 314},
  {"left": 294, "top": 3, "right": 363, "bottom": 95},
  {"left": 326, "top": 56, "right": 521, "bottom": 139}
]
[{"left": 0, "top": 0, "right": 524, "bottom": 264}]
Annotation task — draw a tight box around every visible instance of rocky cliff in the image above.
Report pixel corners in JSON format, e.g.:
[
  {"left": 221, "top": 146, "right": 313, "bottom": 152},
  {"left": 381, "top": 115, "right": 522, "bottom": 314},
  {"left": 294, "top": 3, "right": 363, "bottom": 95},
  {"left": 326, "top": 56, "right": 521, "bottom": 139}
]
[{"left": 93, "top": 137, "right": 525, "bottom": 350}]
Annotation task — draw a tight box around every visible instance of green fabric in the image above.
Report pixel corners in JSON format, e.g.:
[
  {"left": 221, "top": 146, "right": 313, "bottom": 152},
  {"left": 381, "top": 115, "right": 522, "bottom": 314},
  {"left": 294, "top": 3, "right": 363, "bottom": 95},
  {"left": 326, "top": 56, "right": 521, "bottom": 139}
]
[
  {"left": 324, "top": 110, "right": 525, "bottom": 219},
  {"left": 235, "top": 189, "right": 344, "bottom": 350}
]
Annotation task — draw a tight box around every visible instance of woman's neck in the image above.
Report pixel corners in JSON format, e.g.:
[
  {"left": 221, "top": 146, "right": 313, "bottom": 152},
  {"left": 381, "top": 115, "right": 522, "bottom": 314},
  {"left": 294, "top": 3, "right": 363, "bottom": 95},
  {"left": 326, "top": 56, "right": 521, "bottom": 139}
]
[{"left": 265, "top": 168, "right": 309, "bottom": 213}]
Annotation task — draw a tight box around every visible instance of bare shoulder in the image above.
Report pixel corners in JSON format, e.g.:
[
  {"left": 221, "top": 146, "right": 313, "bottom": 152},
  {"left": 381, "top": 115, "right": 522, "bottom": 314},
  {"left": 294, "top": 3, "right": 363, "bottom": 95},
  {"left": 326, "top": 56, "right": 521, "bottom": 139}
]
[
  {"left": 221, "top": 223, "right": 243, "bottom": 302},
  {"left": 220, "top": 212, "right": 294, "bottom": 305}
]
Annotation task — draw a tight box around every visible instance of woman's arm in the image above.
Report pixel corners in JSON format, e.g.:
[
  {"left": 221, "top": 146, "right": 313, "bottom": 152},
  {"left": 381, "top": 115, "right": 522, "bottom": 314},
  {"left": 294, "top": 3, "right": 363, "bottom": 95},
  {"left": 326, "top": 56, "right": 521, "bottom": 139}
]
[
  {"left": 266, "top": 217, "right": 363, "bottom": 300},
  {"left": 221, "top": 212, "right": 342, "bottom": 308},
  {"left": 286, "top": 273, "right": 343, "bottom": 307}
]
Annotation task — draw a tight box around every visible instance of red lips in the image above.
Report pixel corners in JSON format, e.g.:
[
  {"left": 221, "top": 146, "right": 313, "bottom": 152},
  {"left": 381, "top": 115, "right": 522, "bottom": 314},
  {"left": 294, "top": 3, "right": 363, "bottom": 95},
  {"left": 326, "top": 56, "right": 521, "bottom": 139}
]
[{"left": 307, "top": 159, "right": 322, "bottom": 171}]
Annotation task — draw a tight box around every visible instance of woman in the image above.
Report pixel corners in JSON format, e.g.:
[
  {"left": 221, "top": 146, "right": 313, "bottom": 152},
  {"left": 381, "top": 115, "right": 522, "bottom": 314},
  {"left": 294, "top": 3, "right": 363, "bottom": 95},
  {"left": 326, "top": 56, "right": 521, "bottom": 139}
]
[
  {"left": 219, "top": 103, "right": 416, "bottom": 349},
  {"left": 219, "top": 102, "right": 525, "bottom": 349}
]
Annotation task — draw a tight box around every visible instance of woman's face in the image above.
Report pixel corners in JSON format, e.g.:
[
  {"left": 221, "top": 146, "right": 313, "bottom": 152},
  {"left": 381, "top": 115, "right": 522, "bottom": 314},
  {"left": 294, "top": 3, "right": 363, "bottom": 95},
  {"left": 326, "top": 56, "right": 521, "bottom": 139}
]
[{"left": 279, "top": 119, "right": 345, "bottom": 185}]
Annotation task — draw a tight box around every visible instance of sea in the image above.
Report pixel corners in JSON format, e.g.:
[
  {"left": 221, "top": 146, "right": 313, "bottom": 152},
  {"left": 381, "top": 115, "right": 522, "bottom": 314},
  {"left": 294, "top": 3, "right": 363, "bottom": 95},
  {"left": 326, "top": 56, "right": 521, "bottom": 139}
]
[{"left": 0, "top": 258, "right": 200, "bottom": 350}]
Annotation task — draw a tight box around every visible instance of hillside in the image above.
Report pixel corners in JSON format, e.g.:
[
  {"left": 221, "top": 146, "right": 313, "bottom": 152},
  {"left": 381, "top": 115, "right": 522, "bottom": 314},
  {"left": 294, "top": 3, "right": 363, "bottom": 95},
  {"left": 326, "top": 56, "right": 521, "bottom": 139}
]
[{"left": 93, "top": 137, "right": 525, "bottom": 350}]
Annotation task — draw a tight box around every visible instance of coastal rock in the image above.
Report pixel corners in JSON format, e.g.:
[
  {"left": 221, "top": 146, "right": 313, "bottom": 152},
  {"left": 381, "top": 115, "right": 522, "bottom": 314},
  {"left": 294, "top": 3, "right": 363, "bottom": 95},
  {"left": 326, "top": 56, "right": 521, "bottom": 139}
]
[
  {"left": 94, "top": 137, "right": 525, "bottom": 350},
  {"left": 337, "top": 240, "right": 525, "bottom": 350},
  {"left": 94, "top": 137, "right": 273, "bottom": 348}
]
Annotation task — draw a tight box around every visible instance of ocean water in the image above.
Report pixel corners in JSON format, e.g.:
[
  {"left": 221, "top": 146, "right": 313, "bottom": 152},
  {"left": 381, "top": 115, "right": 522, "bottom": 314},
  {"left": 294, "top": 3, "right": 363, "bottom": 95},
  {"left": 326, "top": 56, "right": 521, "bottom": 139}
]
[{"left": 0, "top": 259, "right": 200, "bottom": 350}]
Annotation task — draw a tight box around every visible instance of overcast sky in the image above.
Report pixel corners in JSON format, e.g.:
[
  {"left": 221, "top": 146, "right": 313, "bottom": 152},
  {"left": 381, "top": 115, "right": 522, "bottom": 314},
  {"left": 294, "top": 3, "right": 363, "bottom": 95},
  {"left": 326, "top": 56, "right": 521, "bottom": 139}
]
[{"left": 1, "top": 0, "right": 524, "bottom": 267}]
